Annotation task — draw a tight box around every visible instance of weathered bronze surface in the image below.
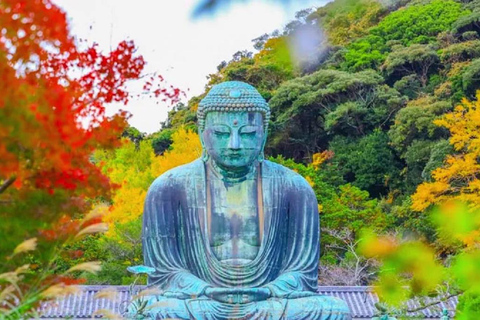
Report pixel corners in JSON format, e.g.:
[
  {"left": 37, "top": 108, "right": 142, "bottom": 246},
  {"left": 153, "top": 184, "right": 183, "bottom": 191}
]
[{"left": 130, "top": 81, "right": 351, "bottom": 319}]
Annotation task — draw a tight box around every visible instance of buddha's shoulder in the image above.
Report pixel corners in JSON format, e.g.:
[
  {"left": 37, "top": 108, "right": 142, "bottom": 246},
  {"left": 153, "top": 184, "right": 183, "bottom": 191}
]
[
  {"left": 262, "top": 160, "right": 312, "bottom": 189},
  {"left": 149, "top": 158, "right": 203, "bottom": 189}
]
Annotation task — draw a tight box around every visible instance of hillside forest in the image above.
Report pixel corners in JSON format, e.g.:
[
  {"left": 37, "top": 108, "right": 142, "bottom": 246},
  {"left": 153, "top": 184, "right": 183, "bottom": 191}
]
[{"left": 2, "top": 0, "right": 480, "bottom": 318}]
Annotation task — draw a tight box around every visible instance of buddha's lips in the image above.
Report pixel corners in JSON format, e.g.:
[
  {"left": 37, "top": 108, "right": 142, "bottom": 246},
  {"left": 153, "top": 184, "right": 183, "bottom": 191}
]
[{"left": 224, "top": 153, "right": 242, "bottom": 158}]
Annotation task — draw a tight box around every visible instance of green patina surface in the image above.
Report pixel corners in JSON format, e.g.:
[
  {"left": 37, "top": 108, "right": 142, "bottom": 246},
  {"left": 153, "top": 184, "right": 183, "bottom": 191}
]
[{"left": 127, "top": 81, "right": 352, "bottom": 319}]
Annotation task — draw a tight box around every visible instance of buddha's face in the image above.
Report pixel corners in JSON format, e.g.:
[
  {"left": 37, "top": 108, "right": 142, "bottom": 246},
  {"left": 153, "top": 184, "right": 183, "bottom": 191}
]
[{"left": 202, "top": 111, "right": 265, "bottom": 170}]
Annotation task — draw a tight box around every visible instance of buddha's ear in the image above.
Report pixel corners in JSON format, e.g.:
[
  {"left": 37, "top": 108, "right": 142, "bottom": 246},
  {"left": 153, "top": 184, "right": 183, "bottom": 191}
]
[
  {"left": 258, "top": 126, "right": 268, "bottom": 162},
  {"left": 198, "top": 127, "right": 209, "bottom": 162},
  {"left": 198, "top": 127, "right": 205, "bottom": 147}
]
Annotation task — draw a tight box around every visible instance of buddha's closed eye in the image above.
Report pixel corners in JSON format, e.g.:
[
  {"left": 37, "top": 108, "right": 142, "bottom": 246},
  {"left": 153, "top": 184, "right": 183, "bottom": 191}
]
[
  {"left": 214, "top": 131, "right": 230, "bottom": 137},
  {"left": 212, "top": 126, "right": 230, "bottom": 136},
  {"left": 240, "top": 126, "right": 257, "bottom": 136}
]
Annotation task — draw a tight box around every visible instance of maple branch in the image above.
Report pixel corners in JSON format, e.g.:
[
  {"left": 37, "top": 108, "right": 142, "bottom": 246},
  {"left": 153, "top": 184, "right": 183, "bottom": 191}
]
[{"left": 0, "top": 176, "right": 16, "bottom": 194}]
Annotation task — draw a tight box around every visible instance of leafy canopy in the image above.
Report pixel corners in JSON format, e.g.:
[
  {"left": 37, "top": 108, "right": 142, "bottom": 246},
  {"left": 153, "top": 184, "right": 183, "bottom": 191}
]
[{"left": 343, "top": 0, "right": 469, "bottom": 71}]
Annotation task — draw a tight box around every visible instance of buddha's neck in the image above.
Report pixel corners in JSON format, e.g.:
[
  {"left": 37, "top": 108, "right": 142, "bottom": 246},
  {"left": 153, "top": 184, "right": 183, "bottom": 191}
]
[{"left": 207, "top": 160, "right": 258, "bottom": 183}]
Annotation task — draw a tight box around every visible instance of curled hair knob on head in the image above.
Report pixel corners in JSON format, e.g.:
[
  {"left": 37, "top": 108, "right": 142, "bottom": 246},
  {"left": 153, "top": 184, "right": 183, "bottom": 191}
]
[{"left": 197, "top": 81, "right": 270, "bottom": 132}]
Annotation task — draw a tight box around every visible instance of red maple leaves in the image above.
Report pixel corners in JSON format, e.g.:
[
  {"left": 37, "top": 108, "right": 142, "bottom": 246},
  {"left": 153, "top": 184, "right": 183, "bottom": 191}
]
[
  {"left": 0, "top": 0, "right": 183, "bottom": 256},
  {"left": 0, "top": 0, "right": 182, "bottom": 202},
  {"left": 0, "top": 2, "right": 183, "bottom": 312}
]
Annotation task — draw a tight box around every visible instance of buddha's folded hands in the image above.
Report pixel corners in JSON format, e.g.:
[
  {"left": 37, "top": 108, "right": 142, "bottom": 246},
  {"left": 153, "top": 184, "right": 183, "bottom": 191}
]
[{"left": 204, "top": 287, "right": 271, "bottom": 304}]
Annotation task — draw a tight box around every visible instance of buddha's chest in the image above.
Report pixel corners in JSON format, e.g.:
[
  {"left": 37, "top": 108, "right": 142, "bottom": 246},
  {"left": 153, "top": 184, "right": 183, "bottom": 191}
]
[{"left": 208, "top": 178, "right": 261, "bottom": 264}]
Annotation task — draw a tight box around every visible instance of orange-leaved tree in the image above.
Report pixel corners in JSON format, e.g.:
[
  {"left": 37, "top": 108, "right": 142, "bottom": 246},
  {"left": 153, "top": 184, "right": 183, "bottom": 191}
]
[{"left": 0, "top": 0, "right": 181, "bottom": 317}]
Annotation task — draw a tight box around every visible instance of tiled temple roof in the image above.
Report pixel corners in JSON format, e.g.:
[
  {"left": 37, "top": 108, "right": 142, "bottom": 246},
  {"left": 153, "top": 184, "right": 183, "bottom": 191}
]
[
  {"left": 318, "top": 287, "right": 458, "bottom": 319},
  {"left": 38, "top": 286, "right": 458, "bottom": 319}
]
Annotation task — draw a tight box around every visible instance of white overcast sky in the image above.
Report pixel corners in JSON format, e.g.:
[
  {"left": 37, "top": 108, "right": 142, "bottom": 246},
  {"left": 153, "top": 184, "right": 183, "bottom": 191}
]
[{"left": 54, "top": 0, "right": 328, "bottom": 133}]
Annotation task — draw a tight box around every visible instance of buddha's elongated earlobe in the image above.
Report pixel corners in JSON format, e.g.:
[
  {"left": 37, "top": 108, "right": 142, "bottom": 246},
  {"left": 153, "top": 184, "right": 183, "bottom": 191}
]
[
  {"left": 202, "top": 149, "right": 209, "bottom": 162},
  {"left": 258, "top": 147, "right": 265, "bottom": 161},
  {"left": 257, "top": 130, "right": 267, "bottom": 163},
  {"left": 257, "top": 152, "right": 264, "bottom": 163}
]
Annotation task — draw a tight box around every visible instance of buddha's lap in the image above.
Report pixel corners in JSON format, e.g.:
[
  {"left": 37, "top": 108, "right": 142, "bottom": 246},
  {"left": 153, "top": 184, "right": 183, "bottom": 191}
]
[{"left": 136, "top": 294, "right": 350, "bottom": 320}]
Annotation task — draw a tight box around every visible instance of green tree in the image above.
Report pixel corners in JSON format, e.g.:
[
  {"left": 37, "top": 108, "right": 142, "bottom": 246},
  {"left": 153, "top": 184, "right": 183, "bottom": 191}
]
[
  {"left": 460, "top": 58, "right": 480, "bottom": 98},
  {"left": 268, "top": 69, "right": 404, "bottom": 161},
  {"left": 449, "top": 58, "right": 480, "bottom": 101},
  {"left": 393, "top": 74, "right": 422, "bottom": 99},
  {"left": 422, "top": 139, "right": 453, "bottom": 182},
  {"left": 329, "top": 131, "right": 401, "bottom": 197},
  {"left": 388, "top": 96, "right": 451, "bottom": 157},
  {"left": 122, "top": 127, "right": 145, "bottom": 147},
  {"left": 381, "top": 44, "right": 439, "bottom": 87},
  {"left": 402, "top": 140, "right": 437, "bottom": 192},
  {"left": 452, "top": 11, "right": 480, "bottom": 36},
  {"left": 151, "top": 128, "right": 174, "bottom": 156},
  {"left": 342, "top": 0, "right": 469, "bottom": 71},
  {"left": 322, "top": 184, "right": 387, "bottom": 233},
  {"left": 439, "top": 40, "right": 480, "bottom": 65}
]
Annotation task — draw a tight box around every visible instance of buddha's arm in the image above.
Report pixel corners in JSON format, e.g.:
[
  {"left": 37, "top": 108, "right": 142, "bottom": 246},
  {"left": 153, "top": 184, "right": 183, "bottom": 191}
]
[
  {"left": 142, "top": 176, "right": 210, "bottom": 298},
  {"left": 263, "top": 178, "right": 320, "bottom": 298},
  {"left": 263, "top": 272, "right": 317, "bottom": 298}
]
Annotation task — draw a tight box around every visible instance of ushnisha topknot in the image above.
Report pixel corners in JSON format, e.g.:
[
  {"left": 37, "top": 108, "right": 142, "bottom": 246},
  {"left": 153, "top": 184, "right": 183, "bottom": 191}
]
[{"left": 197, "top": 81, "right": 270, "bottom": 130}]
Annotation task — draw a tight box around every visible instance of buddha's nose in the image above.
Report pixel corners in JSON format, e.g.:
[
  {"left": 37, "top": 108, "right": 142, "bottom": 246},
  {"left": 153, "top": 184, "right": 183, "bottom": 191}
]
[{"left": 228, "top": 131, "right": 241, "bottom": 150}]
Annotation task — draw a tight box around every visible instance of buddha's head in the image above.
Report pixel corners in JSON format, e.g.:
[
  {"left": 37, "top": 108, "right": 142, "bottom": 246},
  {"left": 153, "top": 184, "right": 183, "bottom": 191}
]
[{"left": 198, "top": 81, "right": 270, "bottom": 171}]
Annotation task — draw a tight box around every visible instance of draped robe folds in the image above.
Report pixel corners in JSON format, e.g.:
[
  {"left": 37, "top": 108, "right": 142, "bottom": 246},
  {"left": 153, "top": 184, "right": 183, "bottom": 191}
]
[{"left": 140, "top": 159, "right": 351, "bottom": 320}]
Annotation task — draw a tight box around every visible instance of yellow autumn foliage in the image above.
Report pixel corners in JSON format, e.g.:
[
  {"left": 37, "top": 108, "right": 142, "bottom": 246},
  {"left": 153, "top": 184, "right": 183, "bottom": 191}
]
[
  {"left": 411, "top": 91, "right": 480, "bottom": 212},
  {"left": 311, "top": 150, "right": 334, "bottom": 169},
  {"left": 103, "top": 188, "right": 147, "bottom": 232},
  {"left": 326, "top": 1, "right": 383, "bottom": 46},
  {"left": 150, "top": 129, "right": 202, "bottom": 177},
  {"left": 100, "top": 128, "right": 202, "bottom": 237}
]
